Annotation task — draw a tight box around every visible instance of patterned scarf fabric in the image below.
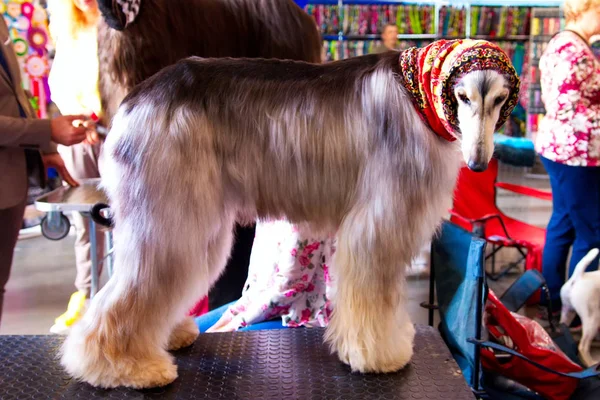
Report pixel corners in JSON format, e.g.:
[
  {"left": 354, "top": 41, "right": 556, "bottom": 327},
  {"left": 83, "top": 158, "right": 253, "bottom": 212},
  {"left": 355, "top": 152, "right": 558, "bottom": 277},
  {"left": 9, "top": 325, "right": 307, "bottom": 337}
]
[{"left": 398, "top": 39, "right": 520, "bottom": 142}]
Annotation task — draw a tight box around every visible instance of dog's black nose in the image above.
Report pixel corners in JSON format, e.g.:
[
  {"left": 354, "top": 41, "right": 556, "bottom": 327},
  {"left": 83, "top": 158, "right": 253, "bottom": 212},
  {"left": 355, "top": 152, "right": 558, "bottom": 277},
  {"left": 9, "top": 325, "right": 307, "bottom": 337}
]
[{"left": 467, "top": 160, "right": 488, "bottom": 172}]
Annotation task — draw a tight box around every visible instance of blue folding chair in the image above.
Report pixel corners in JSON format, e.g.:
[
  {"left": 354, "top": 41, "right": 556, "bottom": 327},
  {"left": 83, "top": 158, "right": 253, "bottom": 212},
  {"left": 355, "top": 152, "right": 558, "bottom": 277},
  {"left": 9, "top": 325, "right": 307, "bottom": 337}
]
[{"left": 425, "top": 221, "right": 600, "bottom": 399}]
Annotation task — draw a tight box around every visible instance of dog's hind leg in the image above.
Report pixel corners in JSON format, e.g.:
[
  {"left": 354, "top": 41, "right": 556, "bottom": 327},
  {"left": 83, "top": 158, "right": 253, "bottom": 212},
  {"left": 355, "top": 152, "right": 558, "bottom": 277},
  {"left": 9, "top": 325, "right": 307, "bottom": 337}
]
[
  {"left": 578, "top": 309, "right": 600, "bottom": 367},
  {"left": 559, "top": 306, "right": 577, "bottom": 327},
  {"left": 167, "top": 316, "right": 200, "bottom": 351}
]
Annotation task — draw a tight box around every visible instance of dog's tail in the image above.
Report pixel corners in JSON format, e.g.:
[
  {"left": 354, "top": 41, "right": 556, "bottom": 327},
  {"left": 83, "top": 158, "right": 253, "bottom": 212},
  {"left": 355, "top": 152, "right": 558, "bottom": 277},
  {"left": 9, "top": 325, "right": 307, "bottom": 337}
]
[{"left": 570, "top": 248, "right": 600, "bottom": 282}]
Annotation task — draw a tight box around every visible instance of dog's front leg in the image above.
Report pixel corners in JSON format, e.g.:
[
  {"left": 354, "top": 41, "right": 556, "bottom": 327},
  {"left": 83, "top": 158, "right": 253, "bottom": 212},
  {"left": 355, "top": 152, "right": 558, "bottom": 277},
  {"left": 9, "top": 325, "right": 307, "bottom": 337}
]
[{"left": 324, "top": 203, "right": 415, "bottom": 373}]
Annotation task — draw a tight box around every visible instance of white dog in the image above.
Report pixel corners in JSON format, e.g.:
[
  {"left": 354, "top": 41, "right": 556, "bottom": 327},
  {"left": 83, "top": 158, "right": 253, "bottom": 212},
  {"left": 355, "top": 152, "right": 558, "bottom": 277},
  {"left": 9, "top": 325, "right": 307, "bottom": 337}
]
[
  {"left": 560, "top": 248, "right": 600, "bottom": 366},
  {"left": 60, "top": 40, "right": 520, "bottom": 389}
]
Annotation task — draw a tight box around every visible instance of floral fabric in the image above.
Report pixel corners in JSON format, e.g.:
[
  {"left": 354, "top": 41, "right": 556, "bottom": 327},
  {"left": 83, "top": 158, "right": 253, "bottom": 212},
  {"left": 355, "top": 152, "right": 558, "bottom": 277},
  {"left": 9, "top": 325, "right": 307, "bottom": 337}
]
[
  {"left": 225, "top": 220, "right": 336, "bottom": 329},
  {"left": 536, "top": 31, "right": 600, "bottom": 166}
]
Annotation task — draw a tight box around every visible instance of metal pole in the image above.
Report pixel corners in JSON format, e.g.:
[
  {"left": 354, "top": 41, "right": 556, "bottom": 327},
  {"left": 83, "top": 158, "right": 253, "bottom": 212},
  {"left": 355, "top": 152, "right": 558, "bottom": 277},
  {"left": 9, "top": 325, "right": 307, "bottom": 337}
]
[
  {"left": 428, "top": 249, "right": 436, "bottom": 327},
  {"left": 472, "top": 244, "right": 485, "bottom": 392},
  {"left": 106, "top": 230, "right": 114, "bottom": 277},
  {"left": 89, "top": 215, "right": 99, "bottom": 298}
]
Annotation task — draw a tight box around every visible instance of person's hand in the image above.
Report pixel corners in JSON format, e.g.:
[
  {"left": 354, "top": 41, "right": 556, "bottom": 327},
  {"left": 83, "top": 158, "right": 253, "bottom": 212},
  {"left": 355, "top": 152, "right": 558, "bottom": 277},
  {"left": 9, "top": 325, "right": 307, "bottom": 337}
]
[
  {"left": 42, "top": 153, "right": 79, "bottom": 187},
  {"left": 50, "top": 115, "right": 88, "bottom": 146},
  {"left": 82, "top": 120, "right": 100, "bottom": 145},
  {"left": 206, "top": 310, "right": 239, "bottom": 333}
]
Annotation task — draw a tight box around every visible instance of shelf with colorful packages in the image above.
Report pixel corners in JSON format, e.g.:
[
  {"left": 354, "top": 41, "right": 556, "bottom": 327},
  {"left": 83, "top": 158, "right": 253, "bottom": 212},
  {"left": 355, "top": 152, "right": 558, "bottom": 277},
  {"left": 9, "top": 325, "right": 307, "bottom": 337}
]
[
  {"left": 304, "top": 1, "right": 445, "bottom": 61},
  {"left": 0, "top": 0, "right": 52, "bottom": 118},
  {"left": 301, "top": 1, "right": 563, "bottom": 137},
  {"left": 527, "top": 7, "right": 564, "bottom": 140}
]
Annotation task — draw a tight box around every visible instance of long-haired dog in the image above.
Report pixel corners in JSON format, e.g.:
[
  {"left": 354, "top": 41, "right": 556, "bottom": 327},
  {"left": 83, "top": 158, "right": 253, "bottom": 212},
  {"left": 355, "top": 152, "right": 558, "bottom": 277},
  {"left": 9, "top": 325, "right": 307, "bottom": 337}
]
[
  {"left": 61, "top": 39, "right": 520, "bottom": 389},
  {"left": 559, "top": 248, "right": 600, "bottom": 367},
  {"left": 94, "top": 0, "right": 322, "bottom": 312}
]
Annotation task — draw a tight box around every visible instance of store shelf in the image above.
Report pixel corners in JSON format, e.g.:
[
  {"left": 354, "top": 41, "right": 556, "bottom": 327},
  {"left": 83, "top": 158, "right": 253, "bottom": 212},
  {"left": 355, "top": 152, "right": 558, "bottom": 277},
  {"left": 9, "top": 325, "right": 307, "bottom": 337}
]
[
  {"left": 306, "top": 0, "right": 564, "bottom": 138},
  {"left": 341, "top": 0, "right": 439, "bottom": 4},
  {"left": 326, "top": 33, "right": 439, "bottom": 40},
  {"left": 532, "top": 34, "right": 555, "bottom": 41},
  {"left": 303, "top": 0, "right": 441, "bottom": 4},
  {"left": 472, "top": 35, "right": 530, "bottom": 41},
  {"left": 468, "top": 0, "right": 562, "bottom": 6}
]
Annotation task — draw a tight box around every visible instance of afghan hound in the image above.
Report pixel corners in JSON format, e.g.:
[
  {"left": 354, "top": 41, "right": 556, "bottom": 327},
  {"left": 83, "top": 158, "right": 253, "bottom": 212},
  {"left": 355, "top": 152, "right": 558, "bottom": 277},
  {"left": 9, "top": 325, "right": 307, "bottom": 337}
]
[
  {"left": 94, "top": 0, "right": 322, "bottom": 311},
  {"left": 61, "top": 40, "right": 520, "bottom": 388}
]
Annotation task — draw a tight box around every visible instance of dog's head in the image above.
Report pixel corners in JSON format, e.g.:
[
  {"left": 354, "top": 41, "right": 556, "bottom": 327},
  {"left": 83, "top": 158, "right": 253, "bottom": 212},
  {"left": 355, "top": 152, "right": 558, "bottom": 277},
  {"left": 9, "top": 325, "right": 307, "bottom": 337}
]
[
  {"left": 428, "top": 40, "right": 520, "bottom": 172},
  {"left": 454, "top": 70, "right": 513, "bottom": 172}
]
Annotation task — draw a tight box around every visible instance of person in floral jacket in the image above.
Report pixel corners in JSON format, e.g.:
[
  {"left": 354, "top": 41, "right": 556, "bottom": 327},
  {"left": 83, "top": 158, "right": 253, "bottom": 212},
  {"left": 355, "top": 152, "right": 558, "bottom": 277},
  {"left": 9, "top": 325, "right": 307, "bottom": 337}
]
[
  {"left": 196, "top": 220, "right": 336, "bottom": 332},
  {"left": 535, "top": 0, "right": 600, "bottom": 307}
]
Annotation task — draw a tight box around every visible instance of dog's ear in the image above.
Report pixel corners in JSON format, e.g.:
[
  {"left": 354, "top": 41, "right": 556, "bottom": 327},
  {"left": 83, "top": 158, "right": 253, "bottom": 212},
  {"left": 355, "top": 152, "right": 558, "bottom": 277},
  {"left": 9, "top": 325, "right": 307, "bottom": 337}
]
[{"left": 98, "top": 0, "right": 141, "bottom": 31}]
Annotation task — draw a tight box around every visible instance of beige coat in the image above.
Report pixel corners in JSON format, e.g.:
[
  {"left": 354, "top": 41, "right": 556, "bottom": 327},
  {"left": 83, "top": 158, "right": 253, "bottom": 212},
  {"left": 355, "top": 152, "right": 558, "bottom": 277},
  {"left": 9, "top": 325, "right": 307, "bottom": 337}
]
[{"left": 0, "top": 18, "right": 54, "bottom": 209}]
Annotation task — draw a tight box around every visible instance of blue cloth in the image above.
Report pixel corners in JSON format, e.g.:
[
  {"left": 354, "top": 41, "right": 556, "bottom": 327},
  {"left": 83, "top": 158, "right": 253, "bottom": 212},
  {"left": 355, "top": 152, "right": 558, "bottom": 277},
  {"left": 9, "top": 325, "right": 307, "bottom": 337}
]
[
  {"left": 540, "top": 157, "right": 600, "bottom": 304},
  {"left": 493, "top": 133, "right": 536, "bottom": 167},
  {"left": 493, "top": 133, "right": 534, "bottom": 150},
  {"left": 431, "top": 221, "right": 487, "bottom": 387},
  {"left": 195, "top": 302, "right": 287, "bottom": 332},
  {"left": 0, "top": 49, "right": 26, "bottom": 118}
]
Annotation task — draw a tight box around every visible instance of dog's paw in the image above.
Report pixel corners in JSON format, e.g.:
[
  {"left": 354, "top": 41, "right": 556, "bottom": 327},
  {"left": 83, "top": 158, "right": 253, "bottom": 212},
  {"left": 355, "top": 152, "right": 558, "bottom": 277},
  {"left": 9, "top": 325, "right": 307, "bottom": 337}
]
[
  {"left": 61, "top": 324, "right": 178, "bottom": 389},
  {"left": 121, "top": 355, "right": 178, "bottom": 389},
  {"left": 63, "top": 348, "right": 178, "bottom": 389},
  {"left": 168, "top": 317, "right": 199, "bottom": 351},
  {"left": 327, "top": 320, "right": 415, "bottom": 373}
]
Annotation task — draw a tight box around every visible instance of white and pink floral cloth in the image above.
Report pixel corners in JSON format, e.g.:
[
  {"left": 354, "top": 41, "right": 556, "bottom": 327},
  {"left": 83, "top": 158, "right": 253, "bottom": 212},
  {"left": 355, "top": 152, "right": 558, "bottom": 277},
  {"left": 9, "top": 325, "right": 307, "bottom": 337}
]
[
  {"left": 536, "top": 31, "right": 600, "bottom": 166},
  {"left": 225, "top": 220, "right": 336, "bottom": 329}
]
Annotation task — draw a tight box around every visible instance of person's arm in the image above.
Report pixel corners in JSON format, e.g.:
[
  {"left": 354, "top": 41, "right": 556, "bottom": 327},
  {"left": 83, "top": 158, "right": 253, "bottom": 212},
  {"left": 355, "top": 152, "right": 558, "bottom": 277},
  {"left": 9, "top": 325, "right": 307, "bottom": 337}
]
[{"left": 0, "top": 115, "right": 52, "bottom": 150}]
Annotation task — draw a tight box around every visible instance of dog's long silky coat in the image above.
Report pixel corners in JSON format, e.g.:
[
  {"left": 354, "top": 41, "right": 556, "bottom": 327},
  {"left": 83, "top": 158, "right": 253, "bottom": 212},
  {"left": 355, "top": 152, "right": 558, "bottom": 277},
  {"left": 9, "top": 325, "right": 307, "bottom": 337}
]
[{"left": 61, "top": 52, "right": 513, "bottom": 389}]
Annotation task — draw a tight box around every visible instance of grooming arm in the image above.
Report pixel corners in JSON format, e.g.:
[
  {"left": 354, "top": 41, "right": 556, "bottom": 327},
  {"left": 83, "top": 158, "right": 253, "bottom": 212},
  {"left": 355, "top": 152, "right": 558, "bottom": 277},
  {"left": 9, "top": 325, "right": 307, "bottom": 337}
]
[{"left": 495, "top": 182, "right": 552, "bottom": 201}]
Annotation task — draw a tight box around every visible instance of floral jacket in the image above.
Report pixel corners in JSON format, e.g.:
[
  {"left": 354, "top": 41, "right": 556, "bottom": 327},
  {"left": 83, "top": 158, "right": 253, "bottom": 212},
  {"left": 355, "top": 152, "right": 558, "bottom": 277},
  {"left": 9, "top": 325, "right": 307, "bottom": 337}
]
[
  {"left": 536, "top": 31, "right": 600, "bottom": 166},
  {"left": 225, "top": 220, "right": 336, "bottom": 329}
]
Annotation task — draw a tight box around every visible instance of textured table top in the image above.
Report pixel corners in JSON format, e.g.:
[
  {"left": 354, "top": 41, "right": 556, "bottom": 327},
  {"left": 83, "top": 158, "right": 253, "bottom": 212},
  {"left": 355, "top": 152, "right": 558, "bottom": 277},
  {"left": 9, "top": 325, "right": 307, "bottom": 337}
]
[{"left": 0, "top": 325, "right": 474, "bottom": 399}]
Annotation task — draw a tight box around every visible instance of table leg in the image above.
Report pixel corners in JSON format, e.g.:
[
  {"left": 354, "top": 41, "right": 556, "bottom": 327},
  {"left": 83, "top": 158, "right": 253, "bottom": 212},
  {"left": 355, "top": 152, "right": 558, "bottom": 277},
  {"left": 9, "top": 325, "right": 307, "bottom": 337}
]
[
  {"left": 106, "top": 230, "right": 114, "bottom": 277},
  {"left": 89, "top": 216, "right": 99, "bottom": 298}
]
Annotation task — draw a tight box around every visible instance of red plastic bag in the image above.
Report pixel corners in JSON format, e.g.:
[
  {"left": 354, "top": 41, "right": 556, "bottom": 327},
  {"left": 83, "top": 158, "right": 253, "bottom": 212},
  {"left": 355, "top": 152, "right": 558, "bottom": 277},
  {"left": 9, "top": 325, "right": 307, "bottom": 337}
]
[{"left": 481, "top": 291, "right": 583, "bottom": 400}]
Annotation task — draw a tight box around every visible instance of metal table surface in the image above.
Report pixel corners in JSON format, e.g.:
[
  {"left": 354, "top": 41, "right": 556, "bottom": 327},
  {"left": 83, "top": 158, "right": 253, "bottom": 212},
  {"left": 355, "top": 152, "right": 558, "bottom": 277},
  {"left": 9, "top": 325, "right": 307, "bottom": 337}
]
[
  {"left": 34, "top": 178, "right": 108, "bottom": 213},
  {"left": 34, "top": 178, "right": 112, "bottom": 297},
  {"left": 0, "top": 325, "right": 473, "bottom": 399}
]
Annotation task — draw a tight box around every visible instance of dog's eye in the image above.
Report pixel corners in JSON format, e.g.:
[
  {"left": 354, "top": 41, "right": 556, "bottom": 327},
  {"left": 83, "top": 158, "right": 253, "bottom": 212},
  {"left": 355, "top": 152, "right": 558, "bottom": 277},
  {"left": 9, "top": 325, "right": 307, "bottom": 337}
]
[
  {"left": 494, "top": 96, "right": 507, "bottom": 106},
  {"left": 458, "top": 93, "right": 470, "bottom": 105}
]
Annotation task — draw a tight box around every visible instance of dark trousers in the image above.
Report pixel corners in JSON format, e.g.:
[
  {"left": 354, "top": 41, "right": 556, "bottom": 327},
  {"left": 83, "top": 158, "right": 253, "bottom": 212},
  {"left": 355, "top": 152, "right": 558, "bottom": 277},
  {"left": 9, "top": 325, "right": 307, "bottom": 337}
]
[
  {"left": 541, "top": 157, "right": 600, "bottom": 304},
  {"left": 207, "top": 224, "right": 255, "bottom": 310},
  {"left": 0, "top": 199, "right": 26, "bottom": 325}
]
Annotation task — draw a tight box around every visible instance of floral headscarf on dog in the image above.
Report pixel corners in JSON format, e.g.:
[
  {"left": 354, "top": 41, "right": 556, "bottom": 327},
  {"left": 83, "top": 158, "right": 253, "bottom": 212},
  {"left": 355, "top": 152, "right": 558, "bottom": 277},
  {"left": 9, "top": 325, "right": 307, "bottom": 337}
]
[{"left": 398, "top": 39, "right": 521, "bottom": 142}]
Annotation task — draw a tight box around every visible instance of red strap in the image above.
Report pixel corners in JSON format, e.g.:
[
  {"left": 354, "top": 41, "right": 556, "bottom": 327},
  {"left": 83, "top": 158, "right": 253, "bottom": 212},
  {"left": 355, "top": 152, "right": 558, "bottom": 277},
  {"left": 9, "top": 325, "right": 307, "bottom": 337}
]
[{"left": 495, "top": 182, "right": 552, "bottom": 201}]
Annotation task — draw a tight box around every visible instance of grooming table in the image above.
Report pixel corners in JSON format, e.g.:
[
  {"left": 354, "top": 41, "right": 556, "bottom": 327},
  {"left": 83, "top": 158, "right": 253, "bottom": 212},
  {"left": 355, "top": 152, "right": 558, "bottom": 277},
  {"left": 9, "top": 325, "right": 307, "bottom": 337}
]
[
  {"left": 34, "top": 178, "right": 113, "bottom": 297},
  {"left": 0, "top": 325, "right": 473, "bottom": 399}
]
